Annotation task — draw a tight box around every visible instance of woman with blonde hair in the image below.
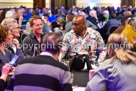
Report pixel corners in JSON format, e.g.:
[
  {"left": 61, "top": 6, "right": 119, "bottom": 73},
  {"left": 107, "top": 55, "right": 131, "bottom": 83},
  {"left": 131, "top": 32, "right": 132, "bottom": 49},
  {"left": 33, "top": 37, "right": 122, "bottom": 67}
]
[{"left": 86, "top": 33, "right": 136, "bottom": 91}]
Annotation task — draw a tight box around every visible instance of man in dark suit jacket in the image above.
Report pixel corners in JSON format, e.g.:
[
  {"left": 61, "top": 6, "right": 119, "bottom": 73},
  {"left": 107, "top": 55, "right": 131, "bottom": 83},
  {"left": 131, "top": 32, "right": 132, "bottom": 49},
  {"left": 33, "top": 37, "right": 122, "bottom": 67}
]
[
  {"left": 86, "top": 10, "right": 100, "bottom": 31},
  {"left": 6, "top": 33, "right": 72, "bottom": 91}
]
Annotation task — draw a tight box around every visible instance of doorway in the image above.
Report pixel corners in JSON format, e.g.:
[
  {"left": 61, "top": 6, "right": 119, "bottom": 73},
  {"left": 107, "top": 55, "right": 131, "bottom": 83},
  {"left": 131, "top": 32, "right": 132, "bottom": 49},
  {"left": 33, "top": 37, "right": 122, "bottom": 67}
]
[{"left": 33, "top": 0, "right": 45, "bottom": 8}]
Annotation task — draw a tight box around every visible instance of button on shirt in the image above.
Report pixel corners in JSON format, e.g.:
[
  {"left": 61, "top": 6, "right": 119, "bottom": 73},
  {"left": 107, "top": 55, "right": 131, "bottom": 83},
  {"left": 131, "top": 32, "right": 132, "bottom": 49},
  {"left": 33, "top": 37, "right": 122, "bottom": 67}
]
[{"left": 60, "top": 28, "right": 107, "bottom": 62}]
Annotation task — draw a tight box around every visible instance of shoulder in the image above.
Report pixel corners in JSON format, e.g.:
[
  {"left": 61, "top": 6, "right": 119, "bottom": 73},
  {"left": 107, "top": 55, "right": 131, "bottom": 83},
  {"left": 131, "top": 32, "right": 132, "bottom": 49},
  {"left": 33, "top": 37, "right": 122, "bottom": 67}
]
[
  {"left": 95, "top": 59, "right": 119, "bottom": 74},
  {"left": 97, "top": 59, "right": 113, "bottom": 70},
  {"left": 87, "top": 28, "right": 101, "bottom": 36},
  {"left": 63, "top": 30, "right": 75, "bottom": 39},
  {"left": 18, "top": 55, "right": 69, "bottom": 71},
  {"left": 5, "top": 48, "right": 12, "bottom": 54},
  {"left": 23, "top": 34, "right": 32, "bottom": 43}
]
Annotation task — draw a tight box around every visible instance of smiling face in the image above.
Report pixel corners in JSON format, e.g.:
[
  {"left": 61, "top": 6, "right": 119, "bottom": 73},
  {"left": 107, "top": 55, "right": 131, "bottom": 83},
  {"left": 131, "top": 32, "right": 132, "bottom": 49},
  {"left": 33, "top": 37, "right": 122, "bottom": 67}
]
[{"left": 31, "top": 19, "right": 43, "bottom": 35}]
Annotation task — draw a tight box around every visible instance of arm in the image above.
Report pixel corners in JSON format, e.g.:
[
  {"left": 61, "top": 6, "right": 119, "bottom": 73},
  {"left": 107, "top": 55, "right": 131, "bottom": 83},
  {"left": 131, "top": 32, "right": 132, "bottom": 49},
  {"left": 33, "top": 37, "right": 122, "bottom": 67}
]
[
  {"left": 0, "top": 63, "right": 10, "bottom": 91},
  {"left": 5, "top": 73, "right": 15, "bottom": 91},
  {"left": 59, "top": 34, "right": 70, "bottom": 62},
  {"left": 86, "top": 20, "right": 97, "bottom": 30},
  {"left": 86, "top": 60, "right": 111, "bottom": 91},
  {"left": 22, "top": 36, "right": 33, "bottom": 58},
  {"left": 95, "top": 31, "right": 107, "bottom": 62},
  {"left": 18, "top": 16, "right": 23, "bottom": 28},
  {"left": 11, "top": 39, "right": 24, "bottom": 65},
  {"left": 86, "top": 69, "right": 107, "bottom": 91},
  {"left": 60, "top": 71, "right": 72, "bottom": 91}
]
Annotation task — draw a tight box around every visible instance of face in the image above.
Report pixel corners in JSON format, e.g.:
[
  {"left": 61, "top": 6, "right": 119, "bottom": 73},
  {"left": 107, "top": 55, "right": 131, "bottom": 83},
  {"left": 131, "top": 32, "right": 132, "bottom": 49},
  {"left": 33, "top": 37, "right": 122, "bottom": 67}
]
[
  {"left": 11, "top": 10, "right": 17, "bottom": 19},
  {"left": 17, "top": 9, "right": 23, "bottom": 17},
  {"left": 103, "top": 13, "right": 108, "bottom": 18},
  {"left": 11, "top": 22, "right": 20, "bottom": 38},
  {"left": 72, "top": 18, "right": 85, "bottom": 35},
  {"left": 44, "top": 16, "right": 48, "bottom": 21},
  {"left": 31, "top": 19, "right": 43, "bottom": 35},
  {"left": 6, "top": 30, "right": 13, "bottom": 44},
  {"left": 92, "top": 12, "right": 97, "bottom": 17}
]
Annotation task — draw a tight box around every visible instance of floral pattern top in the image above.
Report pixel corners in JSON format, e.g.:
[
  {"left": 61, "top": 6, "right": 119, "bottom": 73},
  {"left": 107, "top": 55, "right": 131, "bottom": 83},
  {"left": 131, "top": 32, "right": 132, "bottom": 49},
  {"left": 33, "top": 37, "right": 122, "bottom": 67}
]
[{"left": 60, "top": 28, "right": 107, "bottom": 62}]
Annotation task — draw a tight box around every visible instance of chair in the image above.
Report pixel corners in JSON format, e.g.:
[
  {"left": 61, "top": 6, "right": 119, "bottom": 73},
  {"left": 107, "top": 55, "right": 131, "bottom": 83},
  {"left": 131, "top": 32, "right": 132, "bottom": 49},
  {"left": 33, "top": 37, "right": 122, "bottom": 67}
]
[
  {"left": 105, "top": 26, "right": 119, "bottom": 44},
  {"left": 21, "top": 33, "right": 27, "bottom": 44},
  {"left": 109, "top": 26, "right": 119, "bottom": 34}
]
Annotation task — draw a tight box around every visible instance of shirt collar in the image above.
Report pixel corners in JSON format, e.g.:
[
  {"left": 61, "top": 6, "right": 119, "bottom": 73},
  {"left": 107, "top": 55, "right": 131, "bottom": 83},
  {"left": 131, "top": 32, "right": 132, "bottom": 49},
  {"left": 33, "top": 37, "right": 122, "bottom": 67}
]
[
  {"left": 30, "top": 31, "right": 44, "bottom": 39},
  {"left": 40, "top": 51, "right": 54, "bottom": 58},
  {"left": 72, "top": 28, "right": 89, "bottom": 38}
]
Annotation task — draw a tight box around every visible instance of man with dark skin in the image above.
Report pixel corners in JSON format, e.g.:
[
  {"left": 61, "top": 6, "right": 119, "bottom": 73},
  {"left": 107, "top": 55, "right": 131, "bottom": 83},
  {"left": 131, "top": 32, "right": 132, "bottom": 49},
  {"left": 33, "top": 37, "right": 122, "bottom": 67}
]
[
  {"left": 60, "top": 15, "right": 106, "bottom": 63},
  {"left": 72, "top": 15, "right": 86, "bottom": 37}
]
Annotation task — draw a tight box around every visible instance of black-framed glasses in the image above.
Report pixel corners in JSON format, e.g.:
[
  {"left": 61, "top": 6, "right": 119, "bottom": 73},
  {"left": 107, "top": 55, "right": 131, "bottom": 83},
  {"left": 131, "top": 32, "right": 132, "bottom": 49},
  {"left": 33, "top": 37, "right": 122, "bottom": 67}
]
[{"left": 13, "top": 27, "right": 21, "bottom": 30}]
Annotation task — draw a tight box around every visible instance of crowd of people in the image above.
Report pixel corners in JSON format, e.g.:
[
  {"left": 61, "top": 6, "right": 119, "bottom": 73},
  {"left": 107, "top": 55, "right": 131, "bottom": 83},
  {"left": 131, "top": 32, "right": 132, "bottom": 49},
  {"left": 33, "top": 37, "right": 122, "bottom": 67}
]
[{"left": 0, "top": 5, "right": 136, "bottom": 91}]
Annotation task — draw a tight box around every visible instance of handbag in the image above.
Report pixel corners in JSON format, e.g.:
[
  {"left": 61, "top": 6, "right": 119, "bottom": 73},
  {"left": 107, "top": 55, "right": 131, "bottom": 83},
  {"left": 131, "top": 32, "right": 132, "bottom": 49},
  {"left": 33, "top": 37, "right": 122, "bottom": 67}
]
[
  {"left": 69, "top": 54, "right": 92, "bottom": 71},
  {"left": 68, "top": 54, "right": 92, "bottom": 86}
]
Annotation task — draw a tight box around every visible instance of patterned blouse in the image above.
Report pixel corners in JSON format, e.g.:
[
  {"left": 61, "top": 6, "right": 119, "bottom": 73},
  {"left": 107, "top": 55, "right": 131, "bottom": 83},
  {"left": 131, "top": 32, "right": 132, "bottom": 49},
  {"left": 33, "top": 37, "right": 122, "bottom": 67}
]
[{"left": 60, "top": 28, "right": 107, "bottom": 62}]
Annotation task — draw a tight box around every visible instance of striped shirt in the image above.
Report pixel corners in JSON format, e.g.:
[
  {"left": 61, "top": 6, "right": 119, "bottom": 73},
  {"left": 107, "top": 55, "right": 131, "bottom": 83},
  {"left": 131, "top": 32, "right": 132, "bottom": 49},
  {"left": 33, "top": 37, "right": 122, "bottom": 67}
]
[{"left": 6, "top": 54, "right": 72, "bottom": 91}]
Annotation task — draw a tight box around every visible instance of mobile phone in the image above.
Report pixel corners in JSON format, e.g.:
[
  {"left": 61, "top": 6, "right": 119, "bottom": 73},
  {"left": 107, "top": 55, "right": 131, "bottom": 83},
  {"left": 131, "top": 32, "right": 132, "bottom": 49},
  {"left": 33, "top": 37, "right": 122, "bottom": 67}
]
[{"left": 10, "top": 55, "right": 18, "bottom": 67}]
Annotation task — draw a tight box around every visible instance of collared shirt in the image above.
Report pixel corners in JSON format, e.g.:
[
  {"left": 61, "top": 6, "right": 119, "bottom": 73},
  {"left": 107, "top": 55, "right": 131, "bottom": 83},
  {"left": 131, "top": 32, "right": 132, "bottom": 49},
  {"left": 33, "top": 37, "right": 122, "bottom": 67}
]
[
  {"left": 60, "top": 28, "right": 107, "bottom": 62},
  {"left": 40, "top": 51, "right": 54, "bottom": 58},
  {"left": 23, "top": 31, "right": 45, "bottom": 57}
]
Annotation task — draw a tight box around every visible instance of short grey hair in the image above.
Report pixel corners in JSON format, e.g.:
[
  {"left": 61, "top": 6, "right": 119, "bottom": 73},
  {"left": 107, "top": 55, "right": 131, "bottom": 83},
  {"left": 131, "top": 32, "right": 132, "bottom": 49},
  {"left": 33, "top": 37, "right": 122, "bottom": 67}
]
[
  {"left": 89, "top": 10, "right": 96, "bottom": 16},
  {"left": 5, "top": 10, "right": 14, "bottom": 18},
  {"left": 1, "top": 18, "right": 17, "bottom": 30},
  {"left": 103, "top": 10, "right": 109, "bottom": 17}
]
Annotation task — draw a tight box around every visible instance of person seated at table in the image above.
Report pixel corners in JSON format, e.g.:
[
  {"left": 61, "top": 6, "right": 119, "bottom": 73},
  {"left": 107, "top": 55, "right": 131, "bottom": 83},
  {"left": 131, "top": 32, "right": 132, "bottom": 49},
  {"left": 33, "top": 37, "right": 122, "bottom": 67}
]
[
  {"left": 113, "top": 16, "right": 129, "bottom": 33},
  {"left": 0, "top": 25, "right": 19, "bottom": 74},
  {"left": 100, "top": 12, "right": 120, "bottom": 43},
  {"left": 86, "top": 33, "right": 136, "bottom": 91},
  {"left": 59, "top": 15, "right": 106, "bottom": 63},
  {"left": 6, "top": 33, "right": 72, "bottom": 91},
  {"left": 1, "top": 18, "right": 24, "bottom": 62}
]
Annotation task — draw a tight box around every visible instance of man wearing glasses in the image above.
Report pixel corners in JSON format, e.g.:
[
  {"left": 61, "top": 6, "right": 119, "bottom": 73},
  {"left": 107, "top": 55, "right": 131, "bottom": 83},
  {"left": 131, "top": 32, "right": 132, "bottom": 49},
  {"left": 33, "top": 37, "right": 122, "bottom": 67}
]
[{"left": 1, "top": 18, "right": 24, "bottom": 65}]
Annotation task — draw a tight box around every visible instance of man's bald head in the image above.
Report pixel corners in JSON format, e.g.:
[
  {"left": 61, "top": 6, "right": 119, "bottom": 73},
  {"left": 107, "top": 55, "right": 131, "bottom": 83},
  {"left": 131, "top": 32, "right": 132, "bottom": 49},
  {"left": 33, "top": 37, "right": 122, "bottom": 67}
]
[
  {"left": 72, "top": 15, "right": 86, "bottom": 25},
  {"left": 72, "top": 15, "right": 86, "bottom": 36}
]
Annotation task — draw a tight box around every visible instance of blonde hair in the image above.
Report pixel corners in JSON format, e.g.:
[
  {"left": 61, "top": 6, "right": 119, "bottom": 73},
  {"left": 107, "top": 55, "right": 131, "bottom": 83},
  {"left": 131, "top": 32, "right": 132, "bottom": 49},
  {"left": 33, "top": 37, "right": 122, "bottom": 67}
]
[
  {"left": 107, "top": 33, "right": 136, "bottom": 64},
  {"left": 1, "top": 18, "right": 17, "bottom": 30},
  {"left": 29, "top": 15, "right": 42, "bottom": 26}
]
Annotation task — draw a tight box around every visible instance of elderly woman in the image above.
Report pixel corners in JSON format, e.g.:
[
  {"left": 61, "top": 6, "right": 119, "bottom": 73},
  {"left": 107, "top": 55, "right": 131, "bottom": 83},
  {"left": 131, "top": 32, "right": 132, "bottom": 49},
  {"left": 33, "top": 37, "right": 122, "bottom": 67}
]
[{"left": 86, "top": 33, "right": 136, "bottom": 91}]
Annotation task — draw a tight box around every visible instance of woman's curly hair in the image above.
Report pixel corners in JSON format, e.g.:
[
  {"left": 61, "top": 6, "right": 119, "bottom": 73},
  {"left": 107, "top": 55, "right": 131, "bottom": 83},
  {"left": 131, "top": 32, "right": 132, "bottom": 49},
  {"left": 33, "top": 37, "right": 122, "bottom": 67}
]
[{"left": 0, "top": 25, "right": 9, "bottom": 43}]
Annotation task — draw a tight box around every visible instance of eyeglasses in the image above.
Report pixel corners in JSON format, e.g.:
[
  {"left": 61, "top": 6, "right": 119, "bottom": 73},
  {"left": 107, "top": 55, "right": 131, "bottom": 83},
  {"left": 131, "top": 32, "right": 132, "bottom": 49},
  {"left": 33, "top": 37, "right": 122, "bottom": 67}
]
[{"left": 13, "top": 27, "right": 21, "bottom": 30}]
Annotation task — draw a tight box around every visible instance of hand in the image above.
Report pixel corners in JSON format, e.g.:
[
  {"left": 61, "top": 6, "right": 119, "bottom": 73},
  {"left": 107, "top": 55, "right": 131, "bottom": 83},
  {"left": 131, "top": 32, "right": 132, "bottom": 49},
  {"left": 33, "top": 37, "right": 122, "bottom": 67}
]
[
  {"left": 19, "top": 16, "right": 23, "bottom": 27},
  {"left": 20, "top": 29, "right": 26, "bottom": 33},
  {"left": 1, "top": 63, "right": 10, "bottom": 75},
  {"left": 131, "top": 36, "right": 136, "bottom": 46},
  {"left": 12, "top": 39, "right": 20, "bottom": 49},
  {"left": 43, "top": 19, "right": 48, "bottom": 24},
  {"left": 9, "top": 67, "right": 15, "bottom": 75},
  {"left": 19, "top": 16, "right": 23, "bottom": 22},
  {"left": 0, "top": 63, "right": 10, "bottom": 81}
]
